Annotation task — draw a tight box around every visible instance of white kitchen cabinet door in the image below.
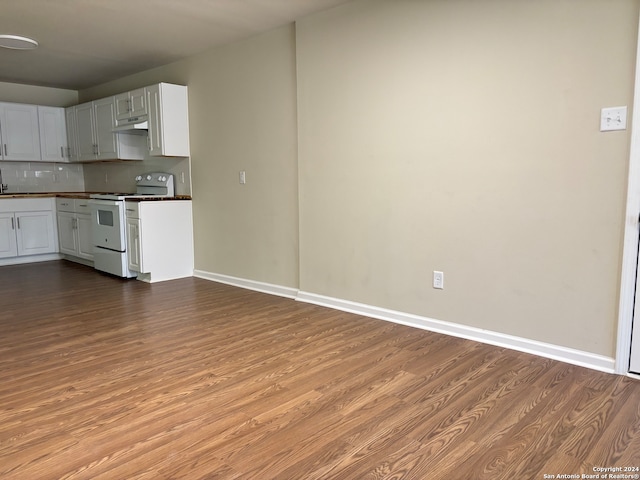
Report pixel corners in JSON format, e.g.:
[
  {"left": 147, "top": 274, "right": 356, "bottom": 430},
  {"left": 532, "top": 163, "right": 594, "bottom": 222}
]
[
  {"left": 57, "top": 212, "right": 77, "bottom": 256},
  {"left": 0, "top": 213, "right": 18, "bottom": 258},
  {"left": 15, "top": 211, "right": 56, "bottom": 256},
  {"left": 129, "top": 89, "right": 147, "bottom": 117},
  {"left": 38, "top": 106, "right": 68, "bottom": 162},
  {"left": 115, "top": 88, "right": 146, "bottom": 122},
  {"left": 76, "top": 213, "right": 93, "bottom": 260},
  {"left": 146, "top": 83, "right": 190, "bottom": 157},
  {"left": 75, "top": 102, "right": 96, "bottom": 162},
  {"left": 114, "top": 92, "right": 131, "bottom": 121},
  {"left": 65, "top": 106, "right": 79, "bottom": 162},
  {"left": 94, "top": 97, "right": 118, "bottom": 160},
  {"left": 0, "top": 103, "right": 41, "bottom": 161},
  {"left": 126, "top": 217, "right": 142, "bottom": 272}
]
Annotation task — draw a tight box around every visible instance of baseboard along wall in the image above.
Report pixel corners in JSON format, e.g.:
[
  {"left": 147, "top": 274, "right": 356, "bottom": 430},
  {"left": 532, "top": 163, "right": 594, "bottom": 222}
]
[{"left": 193, "top": 270, "right": 616, "bottom": 374}]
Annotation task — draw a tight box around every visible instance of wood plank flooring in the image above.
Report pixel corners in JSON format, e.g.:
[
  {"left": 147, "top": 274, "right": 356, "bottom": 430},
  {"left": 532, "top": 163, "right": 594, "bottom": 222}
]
[{"left": 0, "top": 260, "right": 639, "bottom": 479}]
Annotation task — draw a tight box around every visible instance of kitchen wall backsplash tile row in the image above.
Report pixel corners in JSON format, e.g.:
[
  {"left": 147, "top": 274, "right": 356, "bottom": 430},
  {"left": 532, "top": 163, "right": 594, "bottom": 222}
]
[
  {"left": 82, "top": 157, "right": 191, "bottom": 196},
  {"left": 0, "top": 161, "right": 85, "bottom": 193}
]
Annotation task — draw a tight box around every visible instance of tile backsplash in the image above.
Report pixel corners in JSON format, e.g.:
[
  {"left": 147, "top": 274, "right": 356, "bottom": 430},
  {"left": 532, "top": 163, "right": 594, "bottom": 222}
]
[
  {"left": 82, "top": 157, "right": 191, "bottom": 196},
  {"left": 0, "top": 161, "right": 85, "bottom": 193}
]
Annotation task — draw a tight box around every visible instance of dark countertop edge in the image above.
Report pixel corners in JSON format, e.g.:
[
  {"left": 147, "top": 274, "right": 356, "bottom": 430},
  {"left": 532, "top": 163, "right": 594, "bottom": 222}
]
[
  {"left": 124, "top": 195, "right": 192, "bottom": 202},
  {"left": 1, "top": 193, "right": 192, "bottom": 200}
]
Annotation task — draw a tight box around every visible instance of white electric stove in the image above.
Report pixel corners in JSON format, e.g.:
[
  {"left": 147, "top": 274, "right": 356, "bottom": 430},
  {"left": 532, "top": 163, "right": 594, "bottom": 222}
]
[{"left": 89, "top": 173, "right": 175, "bottom": 277}]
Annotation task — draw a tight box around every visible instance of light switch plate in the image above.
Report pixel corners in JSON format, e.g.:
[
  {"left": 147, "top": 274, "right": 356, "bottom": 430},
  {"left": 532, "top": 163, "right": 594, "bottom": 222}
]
[{"left": 600, "top": 106, "right": 627, "bottom": 131}]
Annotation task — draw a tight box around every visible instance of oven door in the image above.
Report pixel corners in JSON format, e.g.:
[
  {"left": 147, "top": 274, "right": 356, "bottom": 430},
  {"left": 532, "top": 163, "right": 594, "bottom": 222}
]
[{"left": 89, "top": 199, "right": 126, "bottom": 252}]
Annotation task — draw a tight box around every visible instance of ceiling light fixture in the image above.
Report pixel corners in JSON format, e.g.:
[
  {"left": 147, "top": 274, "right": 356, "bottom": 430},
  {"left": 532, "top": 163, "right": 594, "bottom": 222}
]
[{"left": 0, "top": 35, "right": 38, "bottom": 50}]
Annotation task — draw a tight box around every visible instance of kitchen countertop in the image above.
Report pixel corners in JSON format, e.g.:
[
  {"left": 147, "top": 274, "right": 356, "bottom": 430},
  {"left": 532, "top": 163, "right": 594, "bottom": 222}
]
[
  {"left": 124, "top": 195, "right": 192, "bottom": 202},
  {"left": 0, "top": 192, "right": 93, "bottom": 199},
  {"left": 0, "top": 193, "right": 192, "bottom": 200}
]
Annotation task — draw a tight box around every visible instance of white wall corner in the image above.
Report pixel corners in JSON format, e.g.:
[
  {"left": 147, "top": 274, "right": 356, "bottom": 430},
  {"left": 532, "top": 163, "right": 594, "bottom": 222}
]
[
  {"left": 615, "top": 9, "right": 640, "bottom": 375},
  {"left": 193, "top": 270, "right": 299, "bottom": 299}
]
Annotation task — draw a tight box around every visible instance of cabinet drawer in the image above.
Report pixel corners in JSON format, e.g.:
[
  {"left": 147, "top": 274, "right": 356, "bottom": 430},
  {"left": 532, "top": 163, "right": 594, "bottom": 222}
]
[
  {"left": 74, "top": 200, "right": 91, "bottom": 215},
  {"left": 124, "top": 201, "right": 139, "bottom": 218},
  {"left": 56, "top": 198, "right": 74, "bottom": 212}
]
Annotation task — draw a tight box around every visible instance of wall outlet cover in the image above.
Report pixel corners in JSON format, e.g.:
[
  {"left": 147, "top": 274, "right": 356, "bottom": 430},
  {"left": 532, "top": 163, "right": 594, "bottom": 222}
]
[{"left": 600, "top": 106, "right": 627, "bottom": 131}]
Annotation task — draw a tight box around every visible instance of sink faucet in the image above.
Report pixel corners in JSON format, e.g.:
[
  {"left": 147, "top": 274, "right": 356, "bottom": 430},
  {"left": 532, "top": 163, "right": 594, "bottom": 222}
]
[{"left": 0, "top": 168, "right": 7, "bottom": 194}]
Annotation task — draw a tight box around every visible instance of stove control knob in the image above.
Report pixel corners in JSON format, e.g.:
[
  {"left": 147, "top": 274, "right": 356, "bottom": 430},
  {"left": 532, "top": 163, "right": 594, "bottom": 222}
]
[
  {"left": 135, "top": 175, "right": 142, "bottom": 181},
  {"left": 146, "top": 175, "right": 152, "bottom": 181},
  {"left": 160, "top": 175, "right": 166, "bottom": 181}
]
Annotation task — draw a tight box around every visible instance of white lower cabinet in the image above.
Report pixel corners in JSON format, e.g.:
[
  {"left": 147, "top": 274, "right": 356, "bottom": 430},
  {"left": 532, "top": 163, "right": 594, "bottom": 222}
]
[
  {"left": 76, "top": 213, "right": 93, "bottom": 260},
  {"left": 56, "top": 198, "right": 93, "bottom": 263},
  {"left": 0, "top": 198, "right": 57, "bottom": 261},
  {"left": 126, "top": 216, "right": 142, "bottom": 272},
  {"left": 58, "top": 211, "right": 77, "bottom": 255},
  {"left": 125, "top": 200, "right": 193, "bottom": 282},
  {"left": 0, "top": 212, "right": 18, "bottom": 257},
  {"left": 15, "top": 211, "right": 56, "bottom": 256}
]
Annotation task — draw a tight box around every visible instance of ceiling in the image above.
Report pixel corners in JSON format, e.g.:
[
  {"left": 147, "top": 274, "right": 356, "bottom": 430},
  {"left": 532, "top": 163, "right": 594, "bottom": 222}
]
[{"left": 0, "top": 0, "right": 353, "bottom": 91}]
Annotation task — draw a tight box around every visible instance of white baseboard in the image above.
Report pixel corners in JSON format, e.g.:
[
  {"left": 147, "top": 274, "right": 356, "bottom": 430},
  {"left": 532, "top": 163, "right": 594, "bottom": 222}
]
[
  {"left": 296, "top": 291, "right": 616, "bottom": 374},
  {"left": 192, "top": 270, "right": 615, "bottom": 374},
  {"left": 193, "top": 270, "right": 298, "bottom": 299}
]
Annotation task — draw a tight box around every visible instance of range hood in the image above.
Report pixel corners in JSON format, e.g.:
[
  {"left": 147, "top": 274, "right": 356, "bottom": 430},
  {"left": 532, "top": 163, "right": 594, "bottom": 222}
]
[{"left": 113, "top": 115, "right": 148, "bottom": 132}]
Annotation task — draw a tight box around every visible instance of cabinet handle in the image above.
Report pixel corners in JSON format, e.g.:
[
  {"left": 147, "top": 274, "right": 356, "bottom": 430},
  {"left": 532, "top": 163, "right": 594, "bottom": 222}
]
[
  {"left": 11, "top": 217, "right": 14, "bottom": 230},
  {"left": 67, "top": 146, "right": 72, "bottom": 157},
  {"left": 3, "top": 144, "right": 6, "bottom": 156},
  {"left": 73, "top": 218, "right": 77, "bottom": 229},
  {"left": 61, "top": 146, "right": 64, "bottom": 158},
  {"left": 16, "top": 217, "right": 20, "bottom": 229},
  {"left": 79, "top": 203, "right": 87, "bottom": 208}
]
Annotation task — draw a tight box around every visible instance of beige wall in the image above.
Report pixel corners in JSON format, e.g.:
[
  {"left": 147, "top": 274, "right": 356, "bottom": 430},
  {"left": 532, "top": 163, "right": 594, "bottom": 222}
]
[
  {"left": 296, "top": 0, "right": 638, "bottom": 357},
  {"left": 0, "top": 81, "right": 77, "bottom": 106},
  {"left": 80, "top": 25, "right": 300, "bottom": 289},
  {"left": 78, "top": 0, "right": 639, "bottom": 359}
]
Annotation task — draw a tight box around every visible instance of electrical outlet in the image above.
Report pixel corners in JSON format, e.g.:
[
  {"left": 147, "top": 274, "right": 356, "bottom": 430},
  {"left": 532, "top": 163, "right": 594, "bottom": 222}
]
[
  {"left": 433, "top": 271, "right": 444, "bottom": 289},
  {"left": 239, "top": 170, "right": 246, "bottom": 184}
]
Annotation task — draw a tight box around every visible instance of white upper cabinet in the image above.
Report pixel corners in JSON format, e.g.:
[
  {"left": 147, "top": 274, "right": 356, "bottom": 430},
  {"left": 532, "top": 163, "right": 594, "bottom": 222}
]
[
  {"left": 115, "top": 88, "right": 146, "bottom": 123},
  {"left": 93, "top": 97, "right": 119, "bottom": 160},
  {"left": 0, "top": 103, "right": 41, "bottom": 161},
  {"left": 75, "top": 102, "right": 96, "bottom": 162},
  {"left": 72, "top": 97, "right": 144, "bottom": 162},
  {"left": 65, "top": 106, "right": 79, "bottom": 162},
  {"left": 0, "top": 83, "right": 190, "bottom": 163},
  {"left": 146, "top": 83, "right": 190, "bottom": 157},
  {"left": 38, "top": 106, "right": 68, "bottom": 163}
]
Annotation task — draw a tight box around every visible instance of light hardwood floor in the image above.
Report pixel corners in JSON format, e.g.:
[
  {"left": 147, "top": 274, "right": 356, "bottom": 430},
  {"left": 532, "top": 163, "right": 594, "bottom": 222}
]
[{"left": 1, "top": 261, "right": 639, "bottom": 479}]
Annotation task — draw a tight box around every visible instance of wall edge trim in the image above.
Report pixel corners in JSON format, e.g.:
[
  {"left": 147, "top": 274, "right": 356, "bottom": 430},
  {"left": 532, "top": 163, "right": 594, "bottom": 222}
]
[
  {"left": 193, "top": 270, "right": 298, "bottom": 299},
  {"left": 191, "top": 270, "right": 615, "bottom": 373},
  {"left": 296, "top": 291, "right": 615, "bottom": 374}
]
